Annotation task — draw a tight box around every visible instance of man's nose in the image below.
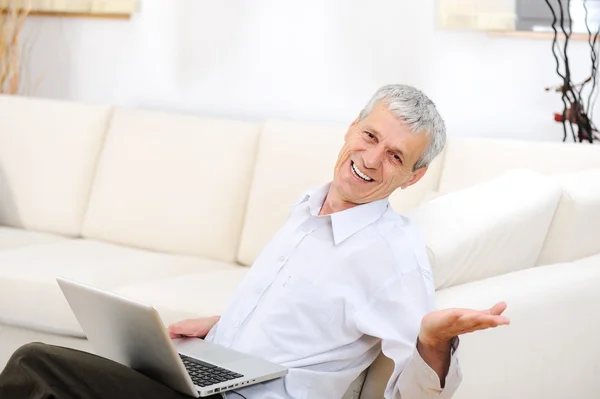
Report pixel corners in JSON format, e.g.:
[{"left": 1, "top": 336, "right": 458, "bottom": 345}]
[{"left": 362, "top": 147, "right": 384, "bottom": 169}]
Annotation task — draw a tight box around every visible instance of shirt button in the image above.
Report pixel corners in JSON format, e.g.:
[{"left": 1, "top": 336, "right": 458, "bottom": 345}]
[
  {"left": 278, "top": 256, "right": 286, "bottom": 262},
  {"left": 233, "top": 321, "right": 241, "bottom": 328},
  {"left": 255, "top": 287, "right": 262, "bottom": 294}
]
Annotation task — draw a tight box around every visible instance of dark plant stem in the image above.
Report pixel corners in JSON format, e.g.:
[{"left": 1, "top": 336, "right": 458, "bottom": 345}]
[{"left": 545, "top": 0, "right": 570, "bottom": 141}]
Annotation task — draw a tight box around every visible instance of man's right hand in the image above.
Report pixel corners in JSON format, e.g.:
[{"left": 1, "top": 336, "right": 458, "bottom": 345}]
[{"left": 167, "top": 316, "right": 221, "bottom": 339}]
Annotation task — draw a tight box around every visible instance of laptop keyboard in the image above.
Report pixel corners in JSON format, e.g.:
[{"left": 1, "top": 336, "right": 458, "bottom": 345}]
[{"left": 179, "top": 354, "right": 244, "bottom": 388}]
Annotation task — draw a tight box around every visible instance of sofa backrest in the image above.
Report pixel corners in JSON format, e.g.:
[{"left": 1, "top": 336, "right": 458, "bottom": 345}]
[
  {"left": 236, "top": 119, "right": 344, "bottom": 266},
  {"left": 536, "top": 168, "right": 600, "bottom": 266},
  {"left": 438, "top": 137, "right": 600, "bottom": 193},
  {"left": 0, "top": 95, "right": 111, "bottom": 236},
  {"left": 81, "top": 107, "right": 260, "bottom": 262},
  {"left": 236, "top": 119, "right": 445, "bottom": 266}
]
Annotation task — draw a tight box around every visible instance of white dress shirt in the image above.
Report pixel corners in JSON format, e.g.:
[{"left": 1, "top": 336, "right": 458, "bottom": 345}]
[{"left": 205, "top": 183, "right": 462, "bottom": 398}]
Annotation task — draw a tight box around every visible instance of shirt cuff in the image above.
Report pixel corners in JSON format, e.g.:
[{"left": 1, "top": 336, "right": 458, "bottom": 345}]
[{"left": 411, "top": 337, "right": 462, "bottom": 393}]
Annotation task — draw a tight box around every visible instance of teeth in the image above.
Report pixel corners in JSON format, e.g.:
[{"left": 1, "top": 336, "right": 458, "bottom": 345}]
[{"left": 352, "top": 162, "right": 373, "bottom": 181}]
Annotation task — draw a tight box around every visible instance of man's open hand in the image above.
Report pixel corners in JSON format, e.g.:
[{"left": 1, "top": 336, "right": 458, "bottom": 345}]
[
  {"left": 419, "top": 302, "right": 510, "bottom": 349},
  {"left": 167, "top": 316, "right": 221, "bottom": 339}
]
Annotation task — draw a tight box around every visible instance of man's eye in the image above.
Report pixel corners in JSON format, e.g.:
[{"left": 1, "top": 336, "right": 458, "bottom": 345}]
[
  {"left": 366, "top": 132, "right": 375, "bottom": 139},
  {"left": 394, "top": 154, "right": 402, "bottom": 163}
]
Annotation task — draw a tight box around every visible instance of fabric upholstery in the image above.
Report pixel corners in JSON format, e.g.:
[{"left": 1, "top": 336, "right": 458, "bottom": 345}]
[
  {"left": 0, "top": 227, "right": 68, "bottom": 250},
  {"left": 407, "top": 169, "right": 562, "bottom": 289},
  {"left": 360, "top": 253, "right": 600, "bottom": 399},
  {"left": 537, "top": 168, "right": 600, "bottom": 265},
  {"left": 435, "top": 253, "right": 600, "bottom": 399},
  {"left": 438, "top": 138, "right": 600, "bottom": 193},
  {"left": 0, "top": 95, "right": 111, "bottom": 236},
  {"left": 112, "top": 269, "right": 249, "bottom": 328},
  {"left": 236, "top": 119, "right": 444, "bottom": 266},
  {"left": 0, "top": 240, "right": 242, "bottom": 336},
  {"left": 82, "top": 108, "right": 260, "bottom": 262}
]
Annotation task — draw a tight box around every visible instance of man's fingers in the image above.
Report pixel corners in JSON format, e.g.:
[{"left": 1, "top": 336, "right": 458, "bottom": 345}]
[
  {"left": 472, "top": 313, "right": 510, "bottom": 326},
  {"left": 460, "top": 321, "right": 496, "bottom": 335},
  {"left": 454, "top": 313, "right": 510, "bottom": 334},
  {"left": 167, "top": 326, "right": 177, "bottom": 338},
  {"left": 488, "top": 302, "right": 508, "bottom": 316},
  {"left": 167, "top": 323, "right": 185, "bottom": 337}
]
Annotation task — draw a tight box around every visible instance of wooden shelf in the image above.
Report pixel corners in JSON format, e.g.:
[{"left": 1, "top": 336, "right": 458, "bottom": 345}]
[
  {"left": 488, "top": 30, "right": 598, "bottom": 41},
  {"left": 0, "top": 0, "right": 137, "bottom": 19},
  {"left": 1, "top": 9, "right": 131, "bottom": 19}
]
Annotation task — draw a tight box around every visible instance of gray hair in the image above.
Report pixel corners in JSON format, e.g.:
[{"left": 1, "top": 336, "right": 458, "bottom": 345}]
[{"left": 358, "top": 84, "right": 446, "bottom": 170}]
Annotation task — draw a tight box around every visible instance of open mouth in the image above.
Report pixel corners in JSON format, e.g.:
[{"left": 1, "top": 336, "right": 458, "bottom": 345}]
[{"left": 350, "top": 161, "right": 374, "bottom": 182}]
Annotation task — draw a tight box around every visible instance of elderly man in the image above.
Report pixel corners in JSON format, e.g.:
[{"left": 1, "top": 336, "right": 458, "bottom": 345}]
[{"left": 0, "top": 84, "right": 509, "bottom": 399}]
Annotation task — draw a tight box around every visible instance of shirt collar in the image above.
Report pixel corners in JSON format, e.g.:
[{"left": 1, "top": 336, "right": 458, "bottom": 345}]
[{"left": 293, "top": 182, "right": 390, "bottom": 245}]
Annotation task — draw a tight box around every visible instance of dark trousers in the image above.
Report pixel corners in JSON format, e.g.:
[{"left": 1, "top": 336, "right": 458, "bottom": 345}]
[{"left": 0, "top": 342, "right": 220, "bottom": 399}]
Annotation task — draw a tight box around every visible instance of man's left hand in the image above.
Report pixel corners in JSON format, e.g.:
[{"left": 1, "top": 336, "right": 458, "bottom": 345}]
[
  {"left": 415, "top": 302, "right": 510, "bottom": 387},
  {"left": 419, "top": 302, "right": 510, "bottom": 350}
]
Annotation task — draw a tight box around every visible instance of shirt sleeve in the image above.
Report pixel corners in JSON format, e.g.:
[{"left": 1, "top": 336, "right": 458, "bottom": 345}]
[
  {"left": 354, "top": 267, "right": 462, "bottom": 399},
  {"left": 395, "top": 338, "right": 462, "bottom": 398}
]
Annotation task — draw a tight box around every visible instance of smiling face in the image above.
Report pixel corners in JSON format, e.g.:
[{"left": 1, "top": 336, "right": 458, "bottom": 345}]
[{"left": 331, "top": 102, "right": 431, "bottom": 206}]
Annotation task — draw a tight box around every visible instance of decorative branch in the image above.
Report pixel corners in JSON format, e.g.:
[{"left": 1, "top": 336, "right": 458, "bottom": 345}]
[
  {"left": 545, "top": 0, "right": 570, "bottom": 141},
  {"left": 0, "top": 0, "right": 31, "bottom": 95},
  {"left": 545, "top": 0, "right": 600, "bottom": 143}
]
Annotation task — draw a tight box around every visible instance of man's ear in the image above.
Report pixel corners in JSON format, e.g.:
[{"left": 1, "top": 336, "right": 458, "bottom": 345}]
[{"left": 400, "top": 166, "right": 428, "bottom": 190}]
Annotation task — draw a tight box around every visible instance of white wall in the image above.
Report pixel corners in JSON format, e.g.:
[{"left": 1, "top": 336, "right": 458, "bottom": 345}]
[{"left": 19, "top": 0, "right": 600, "bottom": 142}]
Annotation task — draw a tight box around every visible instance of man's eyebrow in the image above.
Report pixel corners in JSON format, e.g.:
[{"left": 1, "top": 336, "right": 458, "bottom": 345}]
[{"left": 364, "top": 125, "right": 405, "bottom": 159}]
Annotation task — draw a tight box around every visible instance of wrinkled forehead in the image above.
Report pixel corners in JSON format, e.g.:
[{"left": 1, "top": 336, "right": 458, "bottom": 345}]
[{"left": 358, "top": 106, "right": 430, "bottom": 165}]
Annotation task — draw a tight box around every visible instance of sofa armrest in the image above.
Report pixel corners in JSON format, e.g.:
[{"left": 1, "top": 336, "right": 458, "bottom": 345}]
[{"left": 359, "top": 254, "right": 600, "bottom": 399}]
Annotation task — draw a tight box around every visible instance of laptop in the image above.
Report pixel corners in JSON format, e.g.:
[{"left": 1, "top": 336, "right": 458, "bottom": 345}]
[{"left": 56, "top": 277, "right": 288, "bottom": 397}]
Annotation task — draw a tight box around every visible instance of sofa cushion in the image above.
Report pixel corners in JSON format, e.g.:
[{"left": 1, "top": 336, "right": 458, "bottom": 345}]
[
  {"left": 0, "top": 227, "right": 68, "bottom": 250},
  {"left": 236, "top": 119, "right": 444, "bottom": 266},
  {"left": 438, "top": 138, "right": 600, "bottom": 193},
  {"left": 407, "top": 169, "right": 562, "bottom": 289},
  {"left": 537, "top": 168, "right": 600, "bottom": 266},
  {"left": 82, "top": 108, "right": 260, "bottom": 262},
  {"left": 0, "top": 240, "right": 243, "bottom": 336},
  {"left": 112, "top": 269, "right": 249, "bottom": 327},
  {"left": 0, "top": 95, "right": 111, "bottom": 236}
]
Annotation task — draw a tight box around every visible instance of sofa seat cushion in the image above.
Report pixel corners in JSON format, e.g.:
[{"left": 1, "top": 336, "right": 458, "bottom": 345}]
[
  {"left": 537, "top": 168, "right": 600, "bottom": 265},
  {"left": 407, "top": 169, "right": 562, "bottom": 289},
  {"left": 0, "top": 227, "right": 69, "bottom": 250},
  {"left": 0, "top": 239, "right": 243, "bottom": 337},
  {"left": 112, "top": 269, "right": 249, "bottom": 327}
]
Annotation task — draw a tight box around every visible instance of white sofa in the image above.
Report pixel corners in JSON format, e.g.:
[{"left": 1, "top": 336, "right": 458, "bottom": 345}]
[{"left": 1, "top": 94, "right": 600, "bottom": 399}]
